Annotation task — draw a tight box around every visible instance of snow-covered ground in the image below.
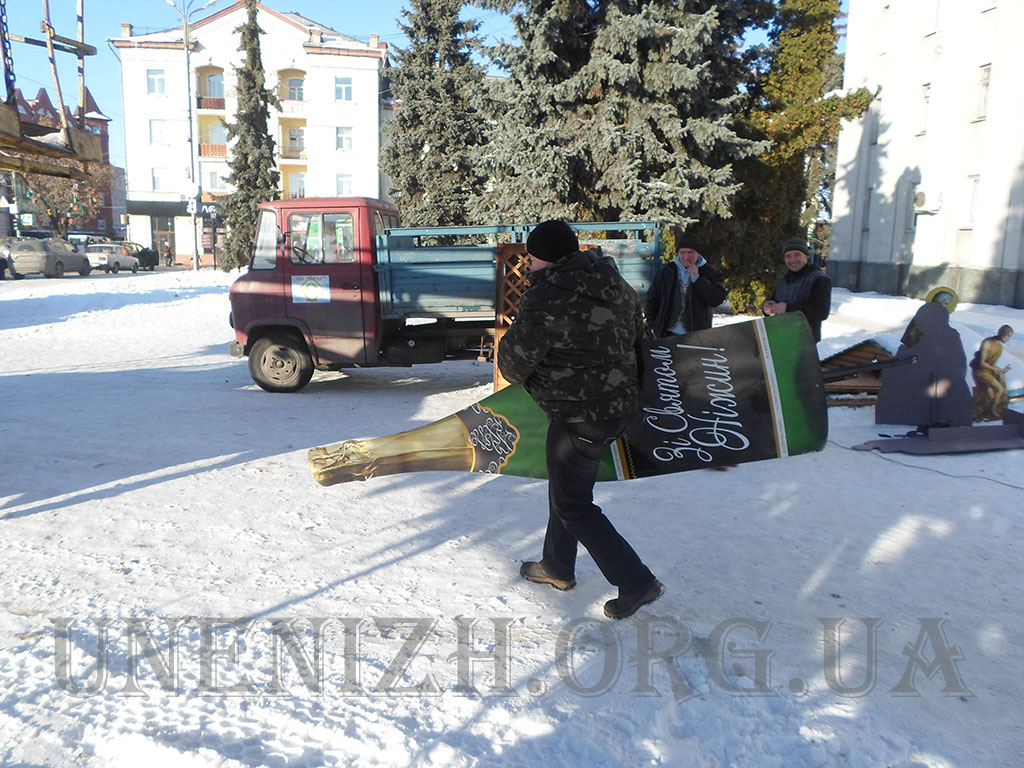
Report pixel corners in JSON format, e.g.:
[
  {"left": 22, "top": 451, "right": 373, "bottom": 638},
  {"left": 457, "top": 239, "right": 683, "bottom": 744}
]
[{"left": 1, "top": 268, "right": 1022, "bottom": 768}]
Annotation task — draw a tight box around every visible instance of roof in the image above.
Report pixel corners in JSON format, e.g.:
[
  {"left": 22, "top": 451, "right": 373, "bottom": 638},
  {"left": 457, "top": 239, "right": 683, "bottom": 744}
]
[
  {"left": 13, "top": 87, "right": 110, "bottom": 128},
  {"left": 111, "top": 1, "right": 384, "bottom": 56},
  {"left": 821, "top": 339, "right": 895, "bottom": 395}
]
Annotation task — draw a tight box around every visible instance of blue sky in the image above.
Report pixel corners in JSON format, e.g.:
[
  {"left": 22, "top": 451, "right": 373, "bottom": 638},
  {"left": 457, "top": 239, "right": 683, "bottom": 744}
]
[{"left": 7, "top": 1, "right": 848, "bottom": 170}]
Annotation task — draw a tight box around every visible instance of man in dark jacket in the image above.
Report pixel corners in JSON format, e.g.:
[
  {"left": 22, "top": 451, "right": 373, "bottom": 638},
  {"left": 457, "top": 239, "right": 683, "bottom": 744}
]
[
  {"left": 763, "top": 237, "right": 832, "bottom": 342},
  {"left": 644, "top": 230, "right": 728, "bottom": 338},
  {"left": 498, "top": 220, "right": 662, "bottom": 620}
]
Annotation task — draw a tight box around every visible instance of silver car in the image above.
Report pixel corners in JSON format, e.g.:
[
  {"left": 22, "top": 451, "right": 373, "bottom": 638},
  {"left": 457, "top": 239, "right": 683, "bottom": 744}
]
[
  {"left": 85, "top": 242, "right": 140, "bottom": 274},
  {"left": 5, "top": 237, "right": 91, "bottom": 278}
]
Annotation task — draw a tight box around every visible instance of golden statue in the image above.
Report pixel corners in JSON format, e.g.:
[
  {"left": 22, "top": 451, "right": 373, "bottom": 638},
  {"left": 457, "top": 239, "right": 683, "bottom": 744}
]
[{"left": 971, "top": 325, "right": 1014, "bottom": 421}]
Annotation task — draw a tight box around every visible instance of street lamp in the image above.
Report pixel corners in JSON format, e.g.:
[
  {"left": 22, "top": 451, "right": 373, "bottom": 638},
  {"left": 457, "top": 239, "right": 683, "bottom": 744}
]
[{"left": 165, "top": 0, "right": 223, "bottom": 271}]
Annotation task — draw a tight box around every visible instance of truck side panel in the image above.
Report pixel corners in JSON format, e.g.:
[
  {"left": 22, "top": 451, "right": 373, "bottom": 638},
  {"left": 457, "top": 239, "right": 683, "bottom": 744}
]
[{"left": 376, "top": 243, "right": 498, "bottom": 319}]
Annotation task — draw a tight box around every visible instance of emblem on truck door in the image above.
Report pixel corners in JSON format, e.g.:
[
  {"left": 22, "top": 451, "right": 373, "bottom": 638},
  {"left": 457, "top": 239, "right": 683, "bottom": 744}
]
[{"left": 292, "top": 275, "right": 330, "bottom": 303}]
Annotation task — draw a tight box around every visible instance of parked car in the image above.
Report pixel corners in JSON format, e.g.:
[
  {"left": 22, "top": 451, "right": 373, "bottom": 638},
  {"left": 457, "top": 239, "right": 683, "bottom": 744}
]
[
  {"left": 85, "top": 242, "right": 139, "bottom": 274},
  {"left": 67, "top": 232, "right": 109, "bottom": 252},
  {"left": 6, "top": 237, "right": 91, "bottom": 277},
  {"left": 121, "top": 241, "right": 158, "bottom": 271}
]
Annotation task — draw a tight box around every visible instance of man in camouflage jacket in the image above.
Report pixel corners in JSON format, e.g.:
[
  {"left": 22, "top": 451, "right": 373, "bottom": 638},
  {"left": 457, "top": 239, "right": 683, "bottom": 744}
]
[{"left": 498, "top": 220, "right": 662, "bottom": 620}]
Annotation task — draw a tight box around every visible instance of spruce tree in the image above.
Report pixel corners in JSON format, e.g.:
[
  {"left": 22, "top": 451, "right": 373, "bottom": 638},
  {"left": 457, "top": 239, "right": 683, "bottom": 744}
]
[
  {"left": 220, "top": 0, "right": 280, "bottom": 270},
  {"left": 381, "top": 0, "right": 487, "bottom": 226},
  {"left": 469, "top": 0, "right": 599, "bottom": 223},
  {"left": 704, "top": 0, "right": 872, "bottom": 311},
  {"left": 564, "top": 1, "right": 771, "bottom": 225},
  {"left": 470, "top": 0, "right": 772, "bottom": 230}
]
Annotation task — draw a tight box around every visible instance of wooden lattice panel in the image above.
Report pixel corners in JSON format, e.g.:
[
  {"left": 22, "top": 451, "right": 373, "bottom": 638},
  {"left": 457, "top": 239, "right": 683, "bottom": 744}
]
[
  {"left": 493, "top": 243, "right": 529, "bottom": 390},
  {"left": 496, "top": 243, "right": 530, "bottom": 329}
]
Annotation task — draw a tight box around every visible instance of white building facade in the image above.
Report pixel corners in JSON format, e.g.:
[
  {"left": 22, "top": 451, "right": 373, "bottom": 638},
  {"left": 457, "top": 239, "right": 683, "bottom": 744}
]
[
  {"left": 829, "top": 0, "right": 1024, "bottom": 307},
  {"left": 112, "top": 1, "right": 391, "bottom": 263}
]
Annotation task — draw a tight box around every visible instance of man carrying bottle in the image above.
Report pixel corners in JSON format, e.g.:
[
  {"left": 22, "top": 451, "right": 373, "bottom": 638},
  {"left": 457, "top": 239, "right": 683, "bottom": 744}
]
[{"left": 497, "top": 220, "right": 663, "bottom": 619}]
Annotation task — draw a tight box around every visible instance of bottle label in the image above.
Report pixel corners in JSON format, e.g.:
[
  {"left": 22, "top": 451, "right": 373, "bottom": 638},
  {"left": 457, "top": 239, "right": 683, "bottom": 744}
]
[{"left": 457, "top": 403, "right": 521, "bottom": 474}]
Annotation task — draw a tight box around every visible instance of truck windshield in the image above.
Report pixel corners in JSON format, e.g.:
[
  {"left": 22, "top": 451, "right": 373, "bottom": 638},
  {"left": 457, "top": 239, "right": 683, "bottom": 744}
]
[{"left": 251, "top": 210, "right": 279, "bottom": 270}]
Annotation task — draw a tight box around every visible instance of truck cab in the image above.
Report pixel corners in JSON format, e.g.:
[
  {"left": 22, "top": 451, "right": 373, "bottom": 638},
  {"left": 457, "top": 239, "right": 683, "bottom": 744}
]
[{"left": 229, "top": 197, "right": 401, "bottom": 391}]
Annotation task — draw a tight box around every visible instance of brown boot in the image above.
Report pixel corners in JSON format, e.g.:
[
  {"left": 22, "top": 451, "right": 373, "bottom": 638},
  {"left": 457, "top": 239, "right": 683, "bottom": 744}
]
[
  {"left": 520, "top": 561, "right": 576, "bottom": 591},
  {"left": 603, "top": 579, "right": 664, "bottom": 619}
]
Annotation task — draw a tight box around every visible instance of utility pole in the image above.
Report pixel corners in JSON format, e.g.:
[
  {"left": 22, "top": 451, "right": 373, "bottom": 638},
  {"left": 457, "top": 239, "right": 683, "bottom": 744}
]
[{"left": 166, "top": 0, "right": 222, "bottom": 270}]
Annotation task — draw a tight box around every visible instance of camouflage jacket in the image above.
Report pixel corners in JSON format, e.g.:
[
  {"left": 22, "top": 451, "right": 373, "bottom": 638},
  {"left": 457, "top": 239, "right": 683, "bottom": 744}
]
[{"left": 497, "top": 249, "right": 644, "bottom": 421}]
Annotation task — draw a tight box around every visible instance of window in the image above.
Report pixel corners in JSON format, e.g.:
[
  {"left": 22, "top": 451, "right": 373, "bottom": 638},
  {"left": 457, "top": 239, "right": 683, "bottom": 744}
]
[
  {"left": 335, "top": 76, "right": 353, "bottom": 101},
  {"left": 288, "top": 172, "right": 305, "bottom": 199},
  {"left": 207, "top": 73, "right": 224, "bottom": 99},
  {"left": 336, "top": 174, "right": 353, "bottom": 196},
  {"left": 925, "top": 0, "right": 941, "bottom": 34},
  {"left": 965, "top": 175, "right": 980, "bottom": 225},
  {"left": 149, "top": 119, "right": 168, "bottom": 144},
  {"left": 287, "top": 212, "right": 355, "bottom": 264},
  {"left": 152, "top": 168, "right": 169, "bottom": 191},
  {"left": 975, "top": 64, "right": 991, "bottom": 120},
  {"left": 288, "top": 128, "right": 304, "bottom": 151},
  {"left": 251, "top": 210, "right": 279, "bottom": 270},
  {"left": 325, "top": 213, "right": 355, "bottom": 263},
  {"left": 867, "top": 110, "right": 881, "bottom": 145},
  {"left": 208, "top": 122, "right": 227, "bottom": 145},
  {"left": 97, "top": 218, "right": 106, "bottom": 231},
  {"left": 288, "top": 77, "right": 304, "bottom": 100},
  {"left": 147, "top": 69, "right": 165, "bottom": 95},
  {"left": 207, "top": 168, "right": 229, "bottom": 191},
  {"left": 916, "top": 84, "right": 930, "bottom": 136},
  {"left": 336, "top": 126, "right": 353, "bottom": 150}
]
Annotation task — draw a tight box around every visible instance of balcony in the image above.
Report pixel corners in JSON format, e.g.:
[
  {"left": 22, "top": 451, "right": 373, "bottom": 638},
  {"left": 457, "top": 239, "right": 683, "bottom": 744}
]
[
  {"left": 280, "top": 99, "right": 306, "bottom": 115},
  {"left": 199, "top": 143, "right": 227, "bottom": 157},
  {"left": 197, "top": 97, "right": 225, "bottom": 110},
  {"left": 280, "top": 147, "right": 307, "bottom": 161}
]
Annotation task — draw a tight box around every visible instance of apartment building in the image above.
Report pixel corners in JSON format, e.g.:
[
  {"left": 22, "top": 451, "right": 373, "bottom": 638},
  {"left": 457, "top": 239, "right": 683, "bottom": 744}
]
[
  {"left": 829, "top": 0, "right": 1024, "bottom": 307},
  {"left": 111, "top": 1, "right": 390, "bottom": 263}
]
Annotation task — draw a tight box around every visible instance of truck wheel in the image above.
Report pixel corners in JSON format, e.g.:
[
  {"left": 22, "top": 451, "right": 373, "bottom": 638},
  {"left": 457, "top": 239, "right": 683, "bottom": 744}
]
[{"left": 249, "top": 335, "right": 314, "bottom": 393}]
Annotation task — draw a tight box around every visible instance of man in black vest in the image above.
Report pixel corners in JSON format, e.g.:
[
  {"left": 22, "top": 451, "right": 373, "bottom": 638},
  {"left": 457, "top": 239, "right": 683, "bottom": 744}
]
[{"left": 763, "top": 238, "right": 832, "bottom": 342}]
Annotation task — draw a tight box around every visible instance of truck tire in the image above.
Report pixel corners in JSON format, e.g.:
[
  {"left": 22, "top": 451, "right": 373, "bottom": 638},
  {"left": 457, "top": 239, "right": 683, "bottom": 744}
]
[{"left": 249, "top": 335, "right": 314, "bottom": 393}]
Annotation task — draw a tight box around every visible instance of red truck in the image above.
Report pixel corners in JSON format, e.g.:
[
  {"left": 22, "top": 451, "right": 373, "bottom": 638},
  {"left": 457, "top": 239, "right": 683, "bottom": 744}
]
[{"left": 228, "top": 197, "right": 661, "bottom": 392}]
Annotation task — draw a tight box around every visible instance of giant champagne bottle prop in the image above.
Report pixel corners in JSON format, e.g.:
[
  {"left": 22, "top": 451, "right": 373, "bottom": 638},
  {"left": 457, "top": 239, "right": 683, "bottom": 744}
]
[{"left": 308, "top": 314, "right": 828, "bottom": 486}]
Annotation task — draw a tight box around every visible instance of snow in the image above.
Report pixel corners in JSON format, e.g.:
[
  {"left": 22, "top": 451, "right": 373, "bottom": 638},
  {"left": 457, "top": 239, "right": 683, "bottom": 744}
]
[{"left": 1, "top": 269, "right": 1023, "bottom": 768}]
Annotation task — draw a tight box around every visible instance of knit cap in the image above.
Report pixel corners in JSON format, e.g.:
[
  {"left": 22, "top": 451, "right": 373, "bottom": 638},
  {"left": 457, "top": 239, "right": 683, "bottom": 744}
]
[
  {"left": 675, "top": 231, "right": 703, "bottom": 254},
  {"left": 782, "top": 238, "right": 810, "bottom": 257},
  {"left": 526, "top": 220, "right": 579, "bottom": 262}
]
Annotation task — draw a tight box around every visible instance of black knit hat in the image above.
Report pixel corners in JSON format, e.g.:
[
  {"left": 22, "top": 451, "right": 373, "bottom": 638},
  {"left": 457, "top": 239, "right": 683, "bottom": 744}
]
[
  {"left": 675, "top": 231, "right": 703, "bottom": 254},
  {"left": 527, "top": 220, "right": 579, "bottom": 263},
  {"left": 781, "top": 238, "right": 810, "bottom": 257}
]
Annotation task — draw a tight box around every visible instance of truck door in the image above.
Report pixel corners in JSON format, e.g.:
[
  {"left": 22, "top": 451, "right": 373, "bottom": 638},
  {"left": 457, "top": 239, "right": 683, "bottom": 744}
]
[{"left": 284, "top": 208, "right": 367, "bottom": 364}]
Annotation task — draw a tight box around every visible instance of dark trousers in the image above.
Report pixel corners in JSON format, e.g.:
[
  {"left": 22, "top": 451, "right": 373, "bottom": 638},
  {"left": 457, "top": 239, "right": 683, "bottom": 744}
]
[{"left": 541, "top": 417, "right": 654, "bottom": 593}]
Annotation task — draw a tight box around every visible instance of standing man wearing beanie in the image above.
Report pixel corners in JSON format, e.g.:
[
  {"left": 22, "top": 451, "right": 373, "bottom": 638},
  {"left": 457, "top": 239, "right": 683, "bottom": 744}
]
[
  {"left": 498, "top": 220, "right": 662, "bottom": 620},
  {"left": 644, "top": 228, "right": 728, "bottom": 338},
  {"left": 763, "top": 238, "right": 832, "bottom": 342}
]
